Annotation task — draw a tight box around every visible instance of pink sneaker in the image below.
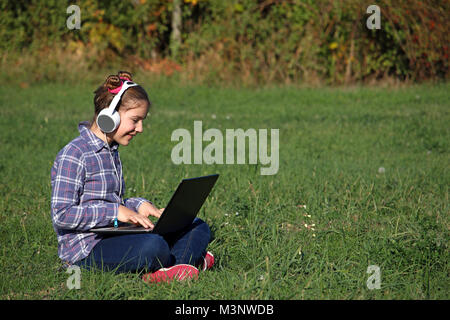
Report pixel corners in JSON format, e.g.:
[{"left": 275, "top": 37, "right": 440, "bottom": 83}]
[
  {"left": 201, "top": 251, "right": 215, "bottom": 271},
  {"left": 142, "top": 264, "right": 199, "bottom": 284}
]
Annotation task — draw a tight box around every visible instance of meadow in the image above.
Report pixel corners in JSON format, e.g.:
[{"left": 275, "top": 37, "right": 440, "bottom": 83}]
[{"left": 0, "top": 81, "right": 448, "bottom": 299}]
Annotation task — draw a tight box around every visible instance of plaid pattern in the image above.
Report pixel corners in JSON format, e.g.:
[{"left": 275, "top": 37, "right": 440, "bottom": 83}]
[{"left": 51, "top": 121, "right": 149, "bottom": 264}]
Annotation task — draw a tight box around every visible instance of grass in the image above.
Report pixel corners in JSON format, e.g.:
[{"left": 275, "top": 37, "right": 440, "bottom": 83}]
[{"left": 0, "top": 81, "right": 448, "bottom": 299}]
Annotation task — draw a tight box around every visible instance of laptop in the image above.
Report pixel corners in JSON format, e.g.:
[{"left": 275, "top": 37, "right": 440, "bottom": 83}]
[{"left": 90, "top": 174, "right": 219, "bottom": 236}]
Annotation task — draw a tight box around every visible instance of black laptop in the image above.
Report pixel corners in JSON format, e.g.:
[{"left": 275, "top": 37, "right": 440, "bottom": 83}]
[{"left": 90, "top": 174, "right": 219, "bottom": 236}]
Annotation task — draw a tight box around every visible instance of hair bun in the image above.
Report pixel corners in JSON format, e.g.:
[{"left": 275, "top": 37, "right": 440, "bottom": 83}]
[
  {"left": 118, "top": 71, "right": 133, "bottom": 81},
  {"left": 104, "top": 75, "right": 122, "bottom": 91}
]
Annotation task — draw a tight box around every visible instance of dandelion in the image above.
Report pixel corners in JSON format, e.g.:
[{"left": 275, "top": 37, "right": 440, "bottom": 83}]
[
  {"left": 378, "top": 167, "right": 385, "bottom": 174},
  {"left": 329, "top": 42, "right": 338, "bottom": 50}
]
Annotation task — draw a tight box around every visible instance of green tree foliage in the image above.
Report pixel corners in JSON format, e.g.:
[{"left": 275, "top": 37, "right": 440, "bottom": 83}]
[{"left": 0, "top": 0, "right": 448, "bottom": 84}]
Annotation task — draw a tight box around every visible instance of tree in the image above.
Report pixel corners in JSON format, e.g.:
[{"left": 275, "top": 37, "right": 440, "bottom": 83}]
[{"left": 170, "top": 0, "right": 182, "bottom": 60}]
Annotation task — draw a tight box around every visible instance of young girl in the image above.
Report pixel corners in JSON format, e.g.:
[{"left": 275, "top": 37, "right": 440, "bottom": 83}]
[{"left": 51, "top": 71, "right": 214, "bottom": 283}]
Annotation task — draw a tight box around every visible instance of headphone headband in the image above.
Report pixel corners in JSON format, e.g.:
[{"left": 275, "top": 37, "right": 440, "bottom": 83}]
[{"left": 109, "top": 80, "right": 139, "bottom": 111}]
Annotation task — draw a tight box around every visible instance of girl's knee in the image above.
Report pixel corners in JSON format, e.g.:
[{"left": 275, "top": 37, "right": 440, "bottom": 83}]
[
  {"left": 192, "top": 218, "right": 211, "bottom": 243},
  {"left": 140, "top": 234, "right": 171, "bottom": 268}
]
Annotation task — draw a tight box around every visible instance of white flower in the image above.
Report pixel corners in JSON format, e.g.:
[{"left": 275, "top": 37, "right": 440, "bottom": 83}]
[
  {"left": 235, "top": 212, "right": 239, "bottom": 216},
  {"left": 378, "top": 167, "right": 385, "bottom": 174},
  {"left": 211, "top": 114, "right": 216, "bottom": 119}
]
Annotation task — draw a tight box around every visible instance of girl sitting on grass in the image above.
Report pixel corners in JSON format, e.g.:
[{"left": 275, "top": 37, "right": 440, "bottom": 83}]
[{"left": 50, "top": 71, "right": 214, "bottom": 283}]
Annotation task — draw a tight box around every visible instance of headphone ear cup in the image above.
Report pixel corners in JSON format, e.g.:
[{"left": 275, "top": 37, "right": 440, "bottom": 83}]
[{"left": 96, "top": 108, "right": 120, "bottom": 133}]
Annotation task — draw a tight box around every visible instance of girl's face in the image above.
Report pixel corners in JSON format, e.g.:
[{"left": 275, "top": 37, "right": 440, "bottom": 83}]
[{"left": 112, "top": 100, "right": 149, "bottom": 146}]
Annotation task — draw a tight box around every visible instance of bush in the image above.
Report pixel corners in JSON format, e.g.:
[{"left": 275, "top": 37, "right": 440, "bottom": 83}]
[{"left": 0, "top": 0, "right": 448, "bottom": 85}]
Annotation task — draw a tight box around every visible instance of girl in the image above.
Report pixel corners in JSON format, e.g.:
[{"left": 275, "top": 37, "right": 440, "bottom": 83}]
[{"left": 51, "top": 71, "right": 214, "bottom": 283}]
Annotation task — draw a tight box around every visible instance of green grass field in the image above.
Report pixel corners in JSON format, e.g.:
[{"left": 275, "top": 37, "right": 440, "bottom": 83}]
[{"left": 0, "top": 82, "right": 448, "bottom": 299}]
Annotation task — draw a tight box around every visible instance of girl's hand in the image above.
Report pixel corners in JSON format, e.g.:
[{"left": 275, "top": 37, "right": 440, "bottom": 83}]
[
  {"left": 137, "top": 201, "right": 164, "bottom": 219},
  {"left": 117, "top": 205, "right": 154, "bottom": 229}
]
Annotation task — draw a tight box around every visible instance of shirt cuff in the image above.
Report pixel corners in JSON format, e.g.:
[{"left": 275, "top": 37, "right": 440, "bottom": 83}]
[
  {"left": 105, "top": 202, "right": 119, "bottom": 225},
  {"left": 124, "top": 197, "right": 152, "bottom": 212}
]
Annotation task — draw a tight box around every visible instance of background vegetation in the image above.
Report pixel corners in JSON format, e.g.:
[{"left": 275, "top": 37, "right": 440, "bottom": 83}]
[{"left": 1, "top": 0, "right": 449, "bottom": 85}]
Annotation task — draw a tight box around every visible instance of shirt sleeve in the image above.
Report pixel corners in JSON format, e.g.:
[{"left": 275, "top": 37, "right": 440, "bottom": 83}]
[
  {"left": 51, "top": 146, "right": 118, "bottom": 231},
  {"left": 123, "top": 197, "right": 152, "bottom": 212}
]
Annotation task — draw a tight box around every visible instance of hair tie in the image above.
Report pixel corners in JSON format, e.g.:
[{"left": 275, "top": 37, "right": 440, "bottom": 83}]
[{"left": 107, "top": 77, "right": 131, "bottom": 94}]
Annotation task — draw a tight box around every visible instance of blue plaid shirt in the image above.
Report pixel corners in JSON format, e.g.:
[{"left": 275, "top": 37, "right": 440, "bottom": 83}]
[{"left": 51, "top": 121, "right": 149, "bottom": 264}]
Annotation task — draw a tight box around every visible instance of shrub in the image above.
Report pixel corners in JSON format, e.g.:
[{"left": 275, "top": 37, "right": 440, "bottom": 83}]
[{"left": 0, "top": 0, "right": 448, "bottom": 84}]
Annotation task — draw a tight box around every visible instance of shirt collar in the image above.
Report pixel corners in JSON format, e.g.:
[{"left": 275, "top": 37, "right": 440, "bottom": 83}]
[{"left": 78, "top": 121, "right": 119, "bottom": 153}]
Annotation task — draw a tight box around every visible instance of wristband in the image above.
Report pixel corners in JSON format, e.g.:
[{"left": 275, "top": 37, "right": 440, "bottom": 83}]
[{"left": 114, "top": 218, "right": 118, "bottom": 228}]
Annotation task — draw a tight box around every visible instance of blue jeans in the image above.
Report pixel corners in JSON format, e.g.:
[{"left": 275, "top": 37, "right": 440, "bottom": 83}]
[{"left": 74, "top": 218, "right": 211, "bottom": 273}]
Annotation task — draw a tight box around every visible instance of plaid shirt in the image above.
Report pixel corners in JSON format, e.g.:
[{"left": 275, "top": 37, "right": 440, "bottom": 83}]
[{"left": 51, "top": 121, "right": 149, "bottom": 264}]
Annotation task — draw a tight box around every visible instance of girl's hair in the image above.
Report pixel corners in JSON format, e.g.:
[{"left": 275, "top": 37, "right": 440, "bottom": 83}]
[{"left": 92, "top": 71, "right": 150, "bottom": 122}]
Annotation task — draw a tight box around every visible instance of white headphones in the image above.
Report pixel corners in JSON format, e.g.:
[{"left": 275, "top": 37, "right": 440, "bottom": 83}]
[{"left": 96, "top": 80, "right": 138, "bottom": 133}]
